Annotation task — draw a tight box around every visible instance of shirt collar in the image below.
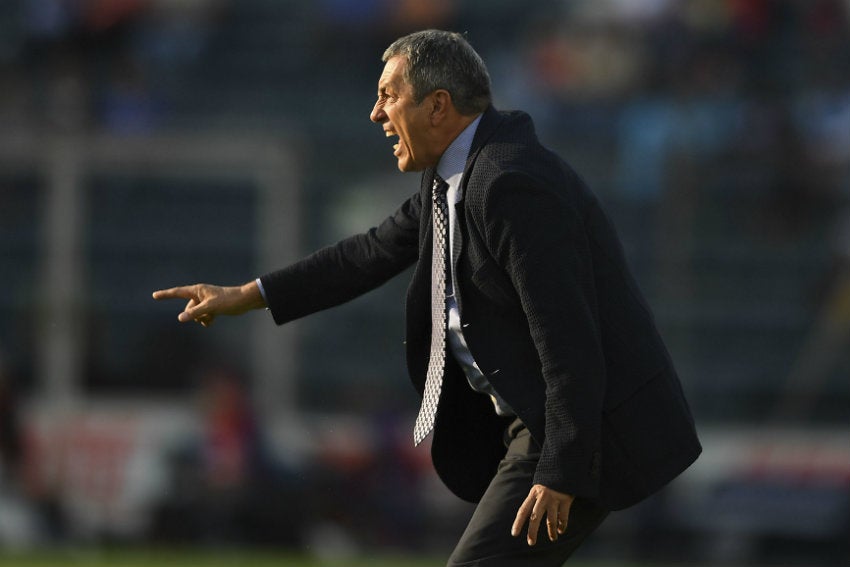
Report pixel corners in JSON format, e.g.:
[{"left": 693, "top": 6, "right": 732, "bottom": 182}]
[{"left": 436, "top": 114, "right": 482, "bottom": 192}]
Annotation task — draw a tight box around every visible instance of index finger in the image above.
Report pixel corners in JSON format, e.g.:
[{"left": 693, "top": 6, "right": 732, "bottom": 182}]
[{"left": 152, "top": 286, "right": 196, "bottom": 301}]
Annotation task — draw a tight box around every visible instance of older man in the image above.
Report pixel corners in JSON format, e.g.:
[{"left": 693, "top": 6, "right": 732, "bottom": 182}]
[{"left": 154, "top": 30, "right": 700, "bottom": 566}]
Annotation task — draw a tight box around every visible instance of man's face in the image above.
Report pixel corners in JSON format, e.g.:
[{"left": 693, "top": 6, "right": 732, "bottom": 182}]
[{"left": 370, "top": 56, "right": 439, "bottom": 172}]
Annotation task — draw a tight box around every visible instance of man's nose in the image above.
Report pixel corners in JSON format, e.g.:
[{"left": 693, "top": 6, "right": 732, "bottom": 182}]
[{"left": 370, "top": 102, "right": 385, "bottom": 124}]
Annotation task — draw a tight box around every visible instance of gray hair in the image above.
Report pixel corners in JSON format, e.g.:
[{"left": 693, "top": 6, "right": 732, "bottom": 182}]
[{"left": 382, "top": 30, "right": 492, "bottom": 116}]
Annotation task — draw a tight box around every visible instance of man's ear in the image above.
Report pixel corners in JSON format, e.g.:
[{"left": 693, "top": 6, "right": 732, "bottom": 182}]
[{"left": 430, "top": 89, "right": 452, "bottom": 125}]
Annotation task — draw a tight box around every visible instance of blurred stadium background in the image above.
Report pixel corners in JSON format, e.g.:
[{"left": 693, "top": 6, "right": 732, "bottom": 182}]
[{"left": 0, "top": 0, "right": 849, "bottom": 565}]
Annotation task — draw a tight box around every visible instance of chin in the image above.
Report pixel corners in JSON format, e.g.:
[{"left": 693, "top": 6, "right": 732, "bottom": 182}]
[
  {"left": 397, "top": 159, "right": 425, "bottom": 173},
  {"left": 397, "top": 161, "right": 415, "bottom": 172}
]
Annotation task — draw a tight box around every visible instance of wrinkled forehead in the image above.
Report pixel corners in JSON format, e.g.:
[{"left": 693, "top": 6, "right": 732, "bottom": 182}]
[{"left": 378, "top": 56, "right": 408, "bottom": 93}]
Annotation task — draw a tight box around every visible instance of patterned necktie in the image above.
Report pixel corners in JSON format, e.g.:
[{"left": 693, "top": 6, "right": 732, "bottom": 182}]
[{"left": 414, "top": 174, "right": 450, "bottom": 446}]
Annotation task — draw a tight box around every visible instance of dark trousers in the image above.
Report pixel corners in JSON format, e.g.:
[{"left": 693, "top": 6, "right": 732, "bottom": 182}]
[{"left": 447, "top": 419, "right": 609, "bottom": 566}]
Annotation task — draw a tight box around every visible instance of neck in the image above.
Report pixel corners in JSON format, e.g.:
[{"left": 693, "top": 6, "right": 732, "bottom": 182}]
[{"left": 437, "top": 112, "right": 480, "bottom": 161}]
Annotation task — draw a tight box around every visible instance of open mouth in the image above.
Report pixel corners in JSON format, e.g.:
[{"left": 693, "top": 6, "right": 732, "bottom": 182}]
[{"left": 385, "top": 129, "right": 400, "bottom": 155}]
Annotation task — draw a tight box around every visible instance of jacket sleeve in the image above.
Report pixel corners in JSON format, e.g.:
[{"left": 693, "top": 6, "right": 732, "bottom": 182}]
[
  {"left": 260, "top": 192, "right": 421, "bottom": 325},
  {"left": 483, "top": 172, "right": 605, "bottom": 500}
]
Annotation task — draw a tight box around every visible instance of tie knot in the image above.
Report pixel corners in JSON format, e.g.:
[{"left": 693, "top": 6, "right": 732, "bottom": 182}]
[{"left": 433, "top": 174, "right": 448, "bottom": 196}]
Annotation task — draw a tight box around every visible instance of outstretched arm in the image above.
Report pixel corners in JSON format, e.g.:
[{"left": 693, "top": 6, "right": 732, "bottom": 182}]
[
  {"left": 154, "top": 193, "right": 421, "bottom": 328},
  {"left": 152, "top": 280, "right": 267, "bottom": 327}
]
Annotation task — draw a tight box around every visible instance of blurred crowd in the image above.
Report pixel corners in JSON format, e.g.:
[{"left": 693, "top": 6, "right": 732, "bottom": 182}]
[
  {"left": 2, "top": 0, "right": 849, "bottom": 270},
  {"left": 2, "top": 1, "right": 849, "bottom": 243},
  {"left": 1, "top": 1, "right": 848, "bottom": 143}
]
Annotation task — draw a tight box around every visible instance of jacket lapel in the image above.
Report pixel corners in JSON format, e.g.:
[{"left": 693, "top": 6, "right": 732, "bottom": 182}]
[{"left": 453, "top": 107, "right": 505, "bottom": 313}]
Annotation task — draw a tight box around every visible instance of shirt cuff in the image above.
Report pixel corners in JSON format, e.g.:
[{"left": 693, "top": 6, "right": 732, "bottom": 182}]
[{"left": 255, "top": 277, "right": 270, "bottom": 308}]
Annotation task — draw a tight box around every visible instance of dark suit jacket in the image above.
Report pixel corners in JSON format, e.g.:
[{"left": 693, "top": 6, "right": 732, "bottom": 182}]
[{"left": 261, "top": 106, "right": 701, "bottom": 510}]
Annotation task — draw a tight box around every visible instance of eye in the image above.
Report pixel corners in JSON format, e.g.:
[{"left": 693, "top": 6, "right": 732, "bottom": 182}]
[{"left": 376, "top": 88, "right": 398, "bottom": 107}]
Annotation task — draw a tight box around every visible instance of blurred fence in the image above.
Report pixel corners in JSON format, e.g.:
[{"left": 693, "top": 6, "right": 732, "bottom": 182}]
[{"left": 0, "top": 130, "right": 300, "bottom": 416}]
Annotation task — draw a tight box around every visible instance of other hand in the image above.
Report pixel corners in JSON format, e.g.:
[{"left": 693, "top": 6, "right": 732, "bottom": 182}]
[{"left": 511, "top": 484, "right": 574, "bottom": 546}]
